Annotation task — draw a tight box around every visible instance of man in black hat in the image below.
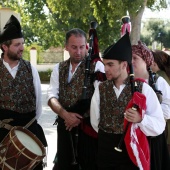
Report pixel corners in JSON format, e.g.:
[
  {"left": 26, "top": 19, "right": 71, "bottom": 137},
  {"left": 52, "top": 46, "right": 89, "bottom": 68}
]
[
  {"left": 0, "top": 15, "right": 47, "bottom": 170},
  {"left": 90, "top": 33, "right": 166, "bottom": 170}
]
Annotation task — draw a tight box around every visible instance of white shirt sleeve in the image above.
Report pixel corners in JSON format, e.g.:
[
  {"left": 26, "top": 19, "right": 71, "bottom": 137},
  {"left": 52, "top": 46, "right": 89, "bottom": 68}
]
[
  {"left": 138, "top": 82, "right": 166, "bottom": 136},
  {"left": 31, "top": 65, "right": 42, "bottom": 120},
  {"left": 47, "top": 63, "right": 60, "bottom": 102},
  {"left": 93, "top": 61, "right": 105, "bottom": 88},
  {"left": 156, "top": 77, "right": 170, "bottom": 119},
  {"left": 95, "top": 61, "right": 105, "bottom": 73},
  {"left": 90, "top": 83, "right": 101, "bottom": 132},
  {"left": 91, "top": 61, "right": 105, "bottom": 129}
]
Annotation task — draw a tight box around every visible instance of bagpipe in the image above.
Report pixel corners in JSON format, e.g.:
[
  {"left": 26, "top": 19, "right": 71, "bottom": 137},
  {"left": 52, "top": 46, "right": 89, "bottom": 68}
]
[
  {"left": 114, "top": 63, "right": 139, "bottom": 152},
  {"left": 65, "top": 21, "right": 106, "bottom": 115},
  {"left": 67, "top": 21, "right": 106, "bottom": 166},
  {"left": 148, "top": 67, "right": 162, "bottom": 103},
  {"left": 115, "top": 61, "right": 150, "bottom": 170},
  {"left": 65, "top": 21, "right": 98, "bottom": 115},
  {"left": 115, "top": 22, "right": 150, "bottom": 169}
]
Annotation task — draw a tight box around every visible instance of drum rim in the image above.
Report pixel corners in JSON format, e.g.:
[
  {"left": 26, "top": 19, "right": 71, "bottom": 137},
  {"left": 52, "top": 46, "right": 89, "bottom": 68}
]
[{"left": 10, "top": 126, "right": 46, "bottom": 159}]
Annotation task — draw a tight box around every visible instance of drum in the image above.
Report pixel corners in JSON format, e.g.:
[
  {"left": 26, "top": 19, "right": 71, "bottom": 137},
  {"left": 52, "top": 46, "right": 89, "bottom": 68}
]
[{"left": 0, "top": 126, "right": 46, "bottom": 170}]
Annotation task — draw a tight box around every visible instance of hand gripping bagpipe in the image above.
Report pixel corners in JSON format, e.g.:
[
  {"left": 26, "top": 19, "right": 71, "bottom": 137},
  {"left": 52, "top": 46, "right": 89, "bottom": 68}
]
[
  {"left": 114, "top": 63, "right": 139, "bottom": 152},
  {"left": 114, "top": 30, "right": 150, "bottom": 169},
  {"left": 68, "top": 21, "right": 106, "bottom": 166}
]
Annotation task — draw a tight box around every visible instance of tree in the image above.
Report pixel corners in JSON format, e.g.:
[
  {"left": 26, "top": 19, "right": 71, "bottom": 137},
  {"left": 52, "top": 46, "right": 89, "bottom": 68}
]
[
  {"left": 1, "top": 0, "right": 168, "bottom": 50},
  {"left": 89, "top": 0, "right": 167, "bottom": 45},
  {"left": 141, "top": 19, "right": 170, "bottom": 49}
]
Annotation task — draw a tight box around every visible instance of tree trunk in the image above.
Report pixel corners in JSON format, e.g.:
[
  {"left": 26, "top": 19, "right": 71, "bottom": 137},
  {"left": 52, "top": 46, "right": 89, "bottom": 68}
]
[{"left": 130, "top": 0, "right": 148, "bottom": 45}]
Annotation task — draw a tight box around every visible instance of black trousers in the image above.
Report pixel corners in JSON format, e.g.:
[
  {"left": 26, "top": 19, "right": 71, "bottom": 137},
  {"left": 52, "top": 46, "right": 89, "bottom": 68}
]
[
  {"left": 53, "top": 117, "right": 98, "bottom": 170},
  {"left": 97, "top": 129, "right": 139, "bottom": 170},
  {"left": 148, "top": 132, "right": 170, "bottom": 170}
]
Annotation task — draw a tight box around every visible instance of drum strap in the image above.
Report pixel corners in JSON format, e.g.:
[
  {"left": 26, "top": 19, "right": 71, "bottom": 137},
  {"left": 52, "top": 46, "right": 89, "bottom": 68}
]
[
  {"left": 0, "top": 119, "right": 13, "bottom": 130},
  {"left": 0, "top": 117, "right": 36, "bottom": 130},
  {"left": 24, "top": 117, "right": 36, "bottom": 128}
]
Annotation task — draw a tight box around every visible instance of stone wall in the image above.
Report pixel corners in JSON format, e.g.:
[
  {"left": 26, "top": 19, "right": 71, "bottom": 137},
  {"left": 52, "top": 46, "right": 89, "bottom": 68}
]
[
  {"left": 39, "top": 51, "right": 63, "bottom": 63},
  {"left": 30, "top": 48, "right": 70, "bottom": 71}
]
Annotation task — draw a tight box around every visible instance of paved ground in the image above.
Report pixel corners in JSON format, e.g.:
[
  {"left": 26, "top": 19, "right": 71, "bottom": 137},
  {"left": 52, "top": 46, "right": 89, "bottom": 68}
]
[{"left": 38, "top": 83, "right": 57, "bottom": 170}]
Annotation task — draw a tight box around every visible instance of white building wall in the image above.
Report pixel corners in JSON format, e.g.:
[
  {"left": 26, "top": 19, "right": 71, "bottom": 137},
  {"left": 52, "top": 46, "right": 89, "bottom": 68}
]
[{"left": 0, "top": 7, "right": 21, "bottom": 33}]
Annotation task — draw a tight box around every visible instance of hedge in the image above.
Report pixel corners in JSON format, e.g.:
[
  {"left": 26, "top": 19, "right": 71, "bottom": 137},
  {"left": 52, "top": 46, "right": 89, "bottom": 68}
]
[{"left": 39, "top": 69, "right": 52, "bottom": 82}]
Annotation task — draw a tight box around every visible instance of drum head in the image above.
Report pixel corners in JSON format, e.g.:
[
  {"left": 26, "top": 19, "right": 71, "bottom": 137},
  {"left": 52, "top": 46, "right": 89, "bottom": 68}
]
[{"left": 15, "top": 130, "right": 43, "bottom": 156}]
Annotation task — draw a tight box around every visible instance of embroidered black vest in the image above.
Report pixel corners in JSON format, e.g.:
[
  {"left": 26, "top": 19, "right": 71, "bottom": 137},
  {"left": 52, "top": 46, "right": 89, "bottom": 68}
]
[
  {"left": 0, "top": 59, "right": 36, "bottom": 113},
  {"left": 99, "top": 77, "right": 143, "bottom": 134},
  {"left": 58, "top": 58, "right": 95, "bottom": 109}
]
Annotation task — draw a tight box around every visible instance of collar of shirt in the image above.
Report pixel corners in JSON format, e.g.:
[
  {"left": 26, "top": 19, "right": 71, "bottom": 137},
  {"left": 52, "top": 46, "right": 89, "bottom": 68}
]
[
  {"left": 68, "top": 61, "right": 82, "bottom": 83},
  {"left": 113, "top": 84, "right": 126, "bottom": 98},
  {"left": 3, "top": 60, "right": 19, "bottom": 78}
]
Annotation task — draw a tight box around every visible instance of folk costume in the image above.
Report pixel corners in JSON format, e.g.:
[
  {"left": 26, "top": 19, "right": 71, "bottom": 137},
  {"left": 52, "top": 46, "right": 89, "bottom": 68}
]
[
  {"left": 132, "top": 41, "right": 170, "bottom": 170},
  {"left": 151, "top": 50, "right": 170, "bottom": 150},
  {"left": 48, "top": 25, "right": 106, "bottom": 170},
  {"left": 90, "top": 33, "right": 165, "bottom": 170},
  {"left": 157, "top": 70, "right": 170, "bottom": 151},
  {"left": 0, "top": 15, "right": 47, "bottom": 170}
]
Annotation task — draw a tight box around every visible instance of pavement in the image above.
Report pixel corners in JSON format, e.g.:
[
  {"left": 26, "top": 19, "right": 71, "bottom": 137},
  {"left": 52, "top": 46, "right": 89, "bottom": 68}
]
[{"left": 38, "top": 83, "right": 58, "bottom": 170}]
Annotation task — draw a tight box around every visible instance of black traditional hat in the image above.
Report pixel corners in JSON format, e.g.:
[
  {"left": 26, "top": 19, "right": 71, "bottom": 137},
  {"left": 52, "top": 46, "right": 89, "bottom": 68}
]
[
  {"left": 0, "top": 15, "right": 23, "bottom": 44},
  {"left": 102, "top": 33, "right": 132, "bottom": 64}
]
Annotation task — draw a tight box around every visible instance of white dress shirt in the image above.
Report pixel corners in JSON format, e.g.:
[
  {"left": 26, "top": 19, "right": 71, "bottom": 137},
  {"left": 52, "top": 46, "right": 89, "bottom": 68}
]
[
  {"left": 90, "top": 81, "right": 165, "bottom": 137},
  {"left": 155, "top": 77, "right": 170, "bottom": 119},
  {"left": 3, "top": 60, "right": 42, "bottom": 119}
]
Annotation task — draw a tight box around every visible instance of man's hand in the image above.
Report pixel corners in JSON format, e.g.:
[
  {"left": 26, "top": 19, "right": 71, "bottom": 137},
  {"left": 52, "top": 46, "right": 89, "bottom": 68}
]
[
  {"left": 124, "top": 108, "right": 142, "bottom": 123},
  {"left": 63, "top": 111, "right": 83, "bottom": 131}
]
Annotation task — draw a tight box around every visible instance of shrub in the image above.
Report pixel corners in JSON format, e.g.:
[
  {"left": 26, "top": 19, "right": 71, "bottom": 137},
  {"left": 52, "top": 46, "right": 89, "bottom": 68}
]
[{"left": 39, "top": 69, "right": 52, "bottom": 82}]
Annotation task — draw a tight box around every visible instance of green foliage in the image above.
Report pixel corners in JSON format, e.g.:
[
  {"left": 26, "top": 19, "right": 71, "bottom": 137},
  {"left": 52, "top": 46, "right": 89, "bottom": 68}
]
[
  {"left": 163, "top": 30, "right": 170, "bottom": 48},
  {"left": 147, "top": 0, "right": 167, "bottom": 10},
  {"left": 22, "top": 51, "right": 30, "bottom": 61},
  {"left": 1, "top": 0, "right": 168, "bottom": 51},
  {"left": 39, "top": 69, "right": 52, "bottom": 82},
  {"left": 141, "top": 19, "right": 170, "bottom": 48}
]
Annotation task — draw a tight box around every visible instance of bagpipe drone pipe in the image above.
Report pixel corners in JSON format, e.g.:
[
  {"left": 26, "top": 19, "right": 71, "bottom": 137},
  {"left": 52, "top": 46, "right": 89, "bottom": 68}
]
[
  {"left": 148, "top": 67, "right": 162, "bottom": 103},
  {"left": 65, "top": 21, "right": 106, "bottom": 116}
]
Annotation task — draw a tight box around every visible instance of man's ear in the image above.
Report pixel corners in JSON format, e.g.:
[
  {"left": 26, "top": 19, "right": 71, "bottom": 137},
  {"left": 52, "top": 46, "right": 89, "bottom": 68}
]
[
  {"left": 1, "top": 44, "right": 8, "bottom": 51},
  {"left": 65, "top": 45, "right": 68, "bottom": 51},
  {"left": 123, "top": 61, "right": 128, "bottom": 69}
]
